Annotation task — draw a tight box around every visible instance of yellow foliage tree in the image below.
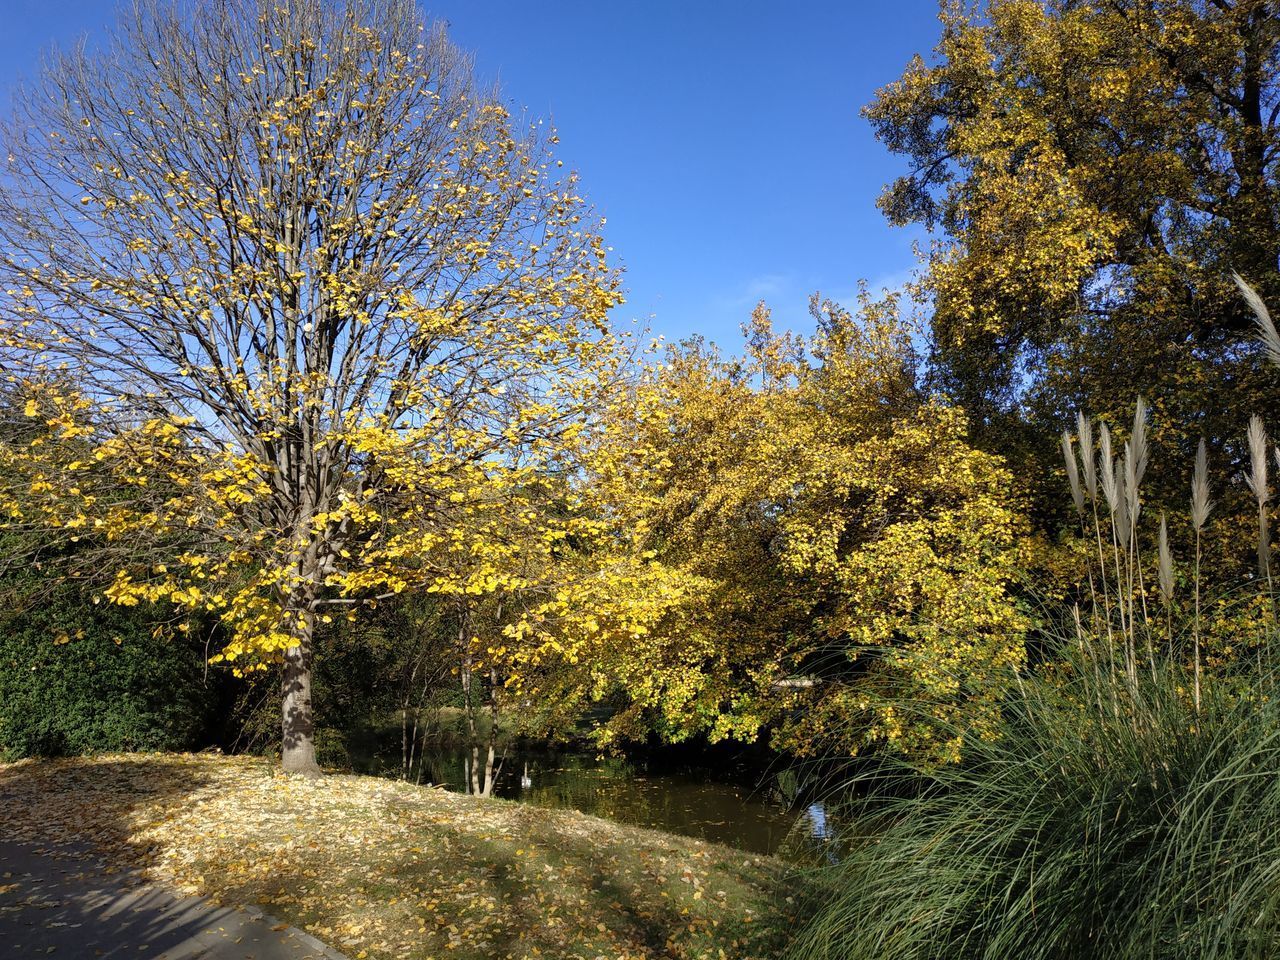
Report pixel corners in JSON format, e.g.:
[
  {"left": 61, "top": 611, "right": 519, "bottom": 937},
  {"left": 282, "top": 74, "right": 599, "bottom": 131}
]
[
  {"left": 0, "top": 0, "right": 659, "bottom": 774},
  {"left": 866, "top": 0, "right": 1280, "bottom": 516},
  {"left": 588, "top": 292, "right": 1031, "bottom": 762}
]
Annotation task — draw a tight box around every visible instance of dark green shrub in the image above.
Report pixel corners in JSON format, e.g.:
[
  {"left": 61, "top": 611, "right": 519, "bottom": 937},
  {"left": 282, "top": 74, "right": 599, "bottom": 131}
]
[{"left": 0, "top": 584, "right": 217, "bottom": 759}]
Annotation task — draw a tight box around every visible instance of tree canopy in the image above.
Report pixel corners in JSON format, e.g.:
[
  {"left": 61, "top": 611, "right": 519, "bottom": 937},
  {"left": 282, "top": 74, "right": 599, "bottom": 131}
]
[
  {"left": 584, "top": 294, "right": 1030, "bottom": 763},
  {"left": 0, "top": 0, "right": 658, "bottom": 772},
  {"left": 867, "top": 0, "right": 1280, "bottom": 497}
]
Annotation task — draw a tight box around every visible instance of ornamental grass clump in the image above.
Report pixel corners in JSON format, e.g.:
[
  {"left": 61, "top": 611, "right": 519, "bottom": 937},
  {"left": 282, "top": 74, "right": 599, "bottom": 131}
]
[
  {"left": 786, "top": 275, "right": 1280, "bottom": 960},
  {"left": 785, "top": 649, "right": 1280, "bottom": 960}
]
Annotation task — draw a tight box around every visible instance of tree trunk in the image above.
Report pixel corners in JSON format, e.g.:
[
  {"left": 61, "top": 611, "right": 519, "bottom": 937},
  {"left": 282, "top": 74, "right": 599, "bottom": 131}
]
[
  {"left": 461, "top": 652, "right": 481, "bottom": 795},
  {"left": 480, "top": 742, "right": 497, "bottom": 798},
  {"left": 281, "top": 606, "right": 321, "bottom": 777},
  {"left": 479, "top": 663, "right": 501, "bottom": 798},
  {"left": 1227, "top": 11, "right": 1280, "bottom": 304}
]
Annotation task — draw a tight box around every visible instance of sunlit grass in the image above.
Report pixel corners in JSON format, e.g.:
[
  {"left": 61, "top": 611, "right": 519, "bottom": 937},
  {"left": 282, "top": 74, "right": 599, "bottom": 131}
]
[{"left": 0, "top": 753, "right": 793, "bottom": 960}]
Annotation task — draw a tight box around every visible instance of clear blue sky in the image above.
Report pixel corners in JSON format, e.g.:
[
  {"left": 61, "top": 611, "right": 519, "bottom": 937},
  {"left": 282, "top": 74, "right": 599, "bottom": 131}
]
[{"left": 0, "top": 1, "right": 944, "bottom": 346}]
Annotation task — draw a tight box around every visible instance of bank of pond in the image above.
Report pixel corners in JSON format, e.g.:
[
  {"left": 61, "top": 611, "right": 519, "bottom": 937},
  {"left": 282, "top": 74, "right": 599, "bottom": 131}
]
[
  {"left": 335, "top": 719, "right": 842, "bottom": 859},
  {"left": 0, "top": 752, "right": 793, "bottom": 960}
]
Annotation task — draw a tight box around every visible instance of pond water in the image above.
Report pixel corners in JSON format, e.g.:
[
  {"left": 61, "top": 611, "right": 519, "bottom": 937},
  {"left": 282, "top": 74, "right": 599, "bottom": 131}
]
[{"left": 342, "top": 732, "right": 836, "bottom": 858}]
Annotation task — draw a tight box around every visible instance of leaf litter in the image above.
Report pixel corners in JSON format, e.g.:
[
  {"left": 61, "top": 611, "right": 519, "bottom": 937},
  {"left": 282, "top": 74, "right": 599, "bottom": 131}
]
[{"left": 0, "top": 753, "right": 791, "bottom": 959}]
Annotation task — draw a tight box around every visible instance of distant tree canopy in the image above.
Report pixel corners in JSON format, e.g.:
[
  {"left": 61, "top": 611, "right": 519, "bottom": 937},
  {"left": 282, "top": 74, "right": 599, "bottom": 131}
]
[{"left": 867, "top": 0, "right": 1280, "bottom": 502}]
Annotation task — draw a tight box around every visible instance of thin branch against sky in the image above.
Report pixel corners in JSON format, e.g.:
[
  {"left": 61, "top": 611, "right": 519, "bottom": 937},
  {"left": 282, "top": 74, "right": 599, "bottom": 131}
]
[{"left": 0, "top": 0, "right": 942, "bottom": 345}]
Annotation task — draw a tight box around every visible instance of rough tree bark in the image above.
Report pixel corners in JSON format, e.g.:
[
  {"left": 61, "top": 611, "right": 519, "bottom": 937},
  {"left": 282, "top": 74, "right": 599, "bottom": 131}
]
[
  {"left": 281, "top": 578, "right": 322, "bottom": 776},
  {"left": 281, "top": 631, "right": 320, "bottom": 776}
]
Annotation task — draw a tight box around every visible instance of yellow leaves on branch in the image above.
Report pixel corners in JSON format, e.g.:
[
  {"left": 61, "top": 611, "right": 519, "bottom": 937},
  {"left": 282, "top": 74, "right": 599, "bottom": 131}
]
[
  {"left": 863, "top": 0, "right": 1280, "bottom": 498},
  {"left": 588, "top": 289, "right": 1030, "bottom": 762},
  {"left": 3, "top": 384, "right": 671, "bottom": 678},
  {"left": 0, "top": 0, "right": 656, "bottom": 694}
]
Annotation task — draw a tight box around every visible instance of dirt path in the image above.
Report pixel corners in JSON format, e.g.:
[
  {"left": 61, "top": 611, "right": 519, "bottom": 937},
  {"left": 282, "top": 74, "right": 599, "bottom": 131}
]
[{"left": 0, "top": 839, "right": 347, "bottom": 959}]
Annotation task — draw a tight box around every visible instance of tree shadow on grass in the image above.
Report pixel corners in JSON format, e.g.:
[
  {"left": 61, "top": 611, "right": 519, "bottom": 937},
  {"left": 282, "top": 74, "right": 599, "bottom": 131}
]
[
  {"left": 0, "top": 754, "right": 219, "bottom": 853},
  {"left": 0, "top": 756, "right": 295, "bottom": 959},
  {"left": 183, "top": 784, "right": 788, "bottom": 959},
  {"left": 0, "top": 757, "right": 789, "bottom": 958}
]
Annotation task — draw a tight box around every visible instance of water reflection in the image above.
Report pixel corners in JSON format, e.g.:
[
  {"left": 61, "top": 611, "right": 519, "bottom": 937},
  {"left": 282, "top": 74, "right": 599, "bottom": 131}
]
[
  {"left": 804, "top": 802, "right": 840, "bottom": 863},
  {"left": 344, "top": 733, "right": 838, "bottom": 858}
]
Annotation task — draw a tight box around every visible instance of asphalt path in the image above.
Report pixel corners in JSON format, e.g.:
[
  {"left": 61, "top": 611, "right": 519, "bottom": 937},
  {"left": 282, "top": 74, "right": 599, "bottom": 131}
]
[{"left": 0, "top": 839, "right": 347, "bottom": 959}]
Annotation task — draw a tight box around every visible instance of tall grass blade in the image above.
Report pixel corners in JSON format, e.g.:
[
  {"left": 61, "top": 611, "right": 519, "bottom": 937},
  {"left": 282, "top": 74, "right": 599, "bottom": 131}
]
[
  {"left": 1130, "top": 396, "right": 1148, "bottom": 488},
  {"left": 1191, "top": 439, "right": 1212, "bottom": 532},
  {"left": 1114, "top": 457, "right": 1130, "bottom": 542},
  {"left": 1062, "top": 430, "right": 1084, "bottom": 517},
  {"left": 1234, "top": 271, "right": 1280, "bottom": 368},
  {"left": 1190, "top": 439, "right": 1209, "bottom": 715},
  {"left": 1100, "top": 423, "right": 1117, "bottom": 513},
  {"left": 1077, "top": 412, "right": 1096, "bottom": 501},
  {"left": 1123, "top": 439, "right": 1140, "bottom": 541},
  {"left": 1158, "top": 513, "right": 1173, "bottom": 603},
  {"left": 1247, "top": 414, "right": 1270, "bottom": 582}
]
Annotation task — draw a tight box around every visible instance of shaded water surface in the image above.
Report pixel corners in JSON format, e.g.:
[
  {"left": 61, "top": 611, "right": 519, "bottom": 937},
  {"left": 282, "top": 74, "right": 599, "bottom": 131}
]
[{"left": 344, "top": 732, "right": 834, "bottom": 857}]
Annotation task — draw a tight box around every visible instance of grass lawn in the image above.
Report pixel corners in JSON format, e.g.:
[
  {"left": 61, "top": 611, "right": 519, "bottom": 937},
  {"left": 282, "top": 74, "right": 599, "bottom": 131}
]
[{"left": 0, "top": 753, "right": 792, "bottom": 959}]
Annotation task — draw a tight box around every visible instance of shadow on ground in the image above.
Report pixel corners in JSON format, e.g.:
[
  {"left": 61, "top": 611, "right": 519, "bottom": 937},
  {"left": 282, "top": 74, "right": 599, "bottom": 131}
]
[
  {"left": 0, "top": 756, "right": 338, "bottom": 958},
  {"left": 0, "top": 755, "right": 789, "bottom": 959}
]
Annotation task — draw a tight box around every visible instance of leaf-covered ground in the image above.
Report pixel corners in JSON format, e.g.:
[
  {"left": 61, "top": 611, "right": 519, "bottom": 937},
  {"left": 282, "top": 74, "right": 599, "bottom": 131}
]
[{"left": 0, "top": 753, "right": 792, "bottom": 959}]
